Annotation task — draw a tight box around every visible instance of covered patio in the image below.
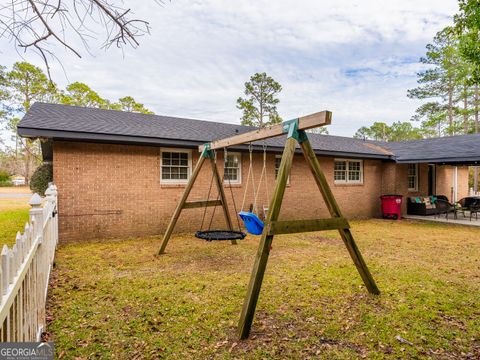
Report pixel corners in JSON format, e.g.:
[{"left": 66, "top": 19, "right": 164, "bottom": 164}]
[{"left": 381, "top": 134, "right": 480, "bottom": 225}]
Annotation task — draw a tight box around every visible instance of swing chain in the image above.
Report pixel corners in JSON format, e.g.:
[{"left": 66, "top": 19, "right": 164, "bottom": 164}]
[
  {"left": 253, "top": 142, "right": 269, "bottom": 218},
  {"left": 200, "top": 149, "right": 216, "bottom": 231},
  {"left": 241, "top": 143, "right": 257, "bottom": 213},
  {"left": 224, "top": 148, "right": 243, "bottom": 231}
]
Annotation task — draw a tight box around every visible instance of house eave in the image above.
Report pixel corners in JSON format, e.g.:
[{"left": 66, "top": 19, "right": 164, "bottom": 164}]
[
  {"left": 395, "top": 157, "right": 480, "bottom": 165},
  {"left": 18, "top": 127, "right": 393, "bottom": 161}
]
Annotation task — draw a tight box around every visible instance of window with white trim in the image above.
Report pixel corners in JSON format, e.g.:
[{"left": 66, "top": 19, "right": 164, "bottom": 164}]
[
  {"left": 224, "top": 152, "right": 241, "bottom": 184},
  {"left": 160, "top": 149, "right": 191, "bottom": 184},
  {"left": 275, "top": 155, "right": 290, "bottom": 184},
  {"left": 334, "top": 159, "right": 363, "bottom": 184},
  {"left": 407, "top": 163, "right": 418, "bottom": 191}
]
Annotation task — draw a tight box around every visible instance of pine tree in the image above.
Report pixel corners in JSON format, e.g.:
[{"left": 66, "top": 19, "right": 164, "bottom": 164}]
[
  {"left": 407, "top": 28, "right": 464, "bottom": 136},
  {"left": 4, "top": 62, "right": 57, "bottom": 184},
  {"left": 237, "top": 73, "right": 282, "bottom": 127}
]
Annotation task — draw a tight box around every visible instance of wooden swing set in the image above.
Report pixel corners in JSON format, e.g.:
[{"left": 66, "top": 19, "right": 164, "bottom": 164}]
[{"left": 158, "top": 110, "right": 380, "bottom": 339}]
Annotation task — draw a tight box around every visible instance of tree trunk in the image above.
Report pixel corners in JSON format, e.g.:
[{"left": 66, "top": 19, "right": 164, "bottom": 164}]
[
  {"left": 475, "top": 84, "right": 479, "bottom": 133},
  {"left": 447, "top": 82, "right": 453, "bottom": 135},
  {"left": 474, "top": 84, "right": 479, "bottom": 193},
  {"left": 463, "top": 83, "right": 468, "bottom": 134},
  {"left": 24, "top": 145, "right": 30, "bottom": 186}
]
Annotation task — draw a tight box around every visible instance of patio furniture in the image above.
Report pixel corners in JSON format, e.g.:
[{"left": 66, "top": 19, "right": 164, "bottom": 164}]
[
  {"left": 455, "top": 197, "right": 479, "bottom": 219},
  {"left": 435, "top": 198, "right": 457, "bottom": 220},
  {"left": 407, "top": 195, "right": 448, "bottom": 216},
  {"left": 469, "top": 200, "right": 480, "bottom": 221}
]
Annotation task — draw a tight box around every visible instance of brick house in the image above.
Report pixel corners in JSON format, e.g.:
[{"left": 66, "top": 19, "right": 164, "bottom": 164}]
[{"left": 18, "top": 103, "right": 479, "bottom": 242}]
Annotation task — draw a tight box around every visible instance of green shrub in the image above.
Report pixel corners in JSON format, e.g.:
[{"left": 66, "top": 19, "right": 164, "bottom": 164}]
[
  {"left": 0, "top": 170, "right": 10, "bottom": 182},
  {"left": 30, "top": 163, "right": 53, "bottom": 196},
  {"left": 0, "top": 171, "right": 12, "bottom": 187}
]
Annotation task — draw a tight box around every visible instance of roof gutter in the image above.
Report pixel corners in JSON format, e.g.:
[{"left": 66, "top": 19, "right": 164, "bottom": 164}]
[{"left": 395, "top": 158, "right": 480, "bottom": 165}]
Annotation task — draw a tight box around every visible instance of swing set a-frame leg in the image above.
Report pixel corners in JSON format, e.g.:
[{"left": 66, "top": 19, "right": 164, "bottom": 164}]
[
  {"left": 237, "top": 129, "right": 379, "bottom": 340},
  {"left": 158, "top": 151, "right": 238, "bottom": 255},
  {"left": 238, "top": 137, "right": 297, "bottom": 339},
  {"left": 299, "top": 139, "right": 380, "bottom": 295},
  {"left": 158, "top": 155, "right": 207, "bottom": 255}
]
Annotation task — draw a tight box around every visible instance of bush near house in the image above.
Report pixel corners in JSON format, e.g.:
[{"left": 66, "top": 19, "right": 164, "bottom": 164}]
[
  {"left": 29, "top": 163, "right": 53, "bottom": 196},
  {"left": 0, "top": 170, "right": 12, "bottom": 187}
]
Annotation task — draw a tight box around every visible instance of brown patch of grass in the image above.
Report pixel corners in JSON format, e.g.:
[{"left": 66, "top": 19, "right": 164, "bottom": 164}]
[
  {"left": 47, "top": 220, "right": 480, "bottom": 359},
  {"left": 0, "top": 197, "right": 30, "bottom": 212}
]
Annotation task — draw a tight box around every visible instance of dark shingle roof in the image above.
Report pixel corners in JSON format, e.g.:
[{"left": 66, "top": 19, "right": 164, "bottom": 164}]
[
  {"left": 18, "top": 103, "right": 392, "bottom": 159},
  {"left": 18, "top": 103, "right": 480, "bottom": 163},
  {"left": 377, "top": 134, "right": 480, "bottom": 164}
]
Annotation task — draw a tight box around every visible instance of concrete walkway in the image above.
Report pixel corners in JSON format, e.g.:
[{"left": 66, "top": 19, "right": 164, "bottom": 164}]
[
  {"left": 0, "top": 193, "right": 32, "bottom": 199},
  {"left": 0, "top": 187, "right": 32, "bottom": 199},
  {"left": 404, "top": 214, "right": 480, "bottom": 227}
]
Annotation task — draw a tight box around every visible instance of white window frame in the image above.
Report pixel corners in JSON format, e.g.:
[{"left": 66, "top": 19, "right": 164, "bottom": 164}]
[
  {"left": 223, "top": 152, "right": 242, "bottom": 185},
  {"left": 333, "top": 159, "right": 363, "bottom": 184},
  {"left": 160, "top": 148, "right": 192, "bottom": 184},
  {"left": 275, "top": 155, "right": 290, "bottom": 184},
  {"left": 407, "top": 163, "right": 418, "bottom": 192}
]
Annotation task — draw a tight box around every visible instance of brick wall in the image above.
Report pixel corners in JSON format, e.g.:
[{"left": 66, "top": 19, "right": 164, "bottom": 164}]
[
  {"left": 436, "top": 165, "right": 469, "bottom": 201},
  {"left": 53, "top": 141, "right": 466, "bottom": 242}
]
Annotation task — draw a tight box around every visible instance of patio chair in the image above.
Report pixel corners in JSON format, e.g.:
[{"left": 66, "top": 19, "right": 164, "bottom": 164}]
[
  {"left": 456, "top": 197, "right": 477, "bottom": 219},
  {"left": 469, "top": 200, "right": 480, "bottom": 221},
  {"left": 435, "top": 199, "right": 456, "bottom": 220}
]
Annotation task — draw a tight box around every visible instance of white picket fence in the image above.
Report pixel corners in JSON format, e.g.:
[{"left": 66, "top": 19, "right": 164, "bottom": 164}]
[{"left": 0, "top": 184, "right": 58, "bottom": 341}]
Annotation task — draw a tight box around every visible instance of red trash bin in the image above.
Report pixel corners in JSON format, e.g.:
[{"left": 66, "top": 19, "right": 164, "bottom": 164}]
[{"left": 380, "top": 195, "right": 403, "bottom": 220}]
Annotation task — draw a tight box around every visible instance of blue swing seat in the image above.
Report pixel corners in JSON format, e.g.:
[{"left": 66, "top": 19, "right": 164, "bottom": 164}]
[{"left": 239, "top": 211, "right": 264, "bottom": 235}]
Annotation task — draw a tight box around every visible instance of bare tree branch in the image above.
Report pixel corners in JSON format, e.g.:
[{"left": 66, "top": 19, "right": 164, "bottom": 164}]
[{"left": 0, "top": 0, "right": 154, "bottom": 79}]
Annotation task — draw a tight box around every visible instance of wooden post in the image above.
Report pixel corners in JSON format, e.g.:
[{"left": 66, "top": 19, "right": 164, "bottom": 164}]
[
  {"left": 237, "top": 137, "right": 297, "bottom": 339},
  {"left": 29, "top": 194, "right": 44, "bottom": 244},
  {"left": 209, "top": 157, "right": 237, "bottom": 245},
  {"left": 299, "top": 138, "right": 380, "bottom": 295},
  {"left": 158, "top": 155, "right": 207, "bottom": 254},
  {"left": 1, "top": 245, "right": 9, "bottom": 296}
]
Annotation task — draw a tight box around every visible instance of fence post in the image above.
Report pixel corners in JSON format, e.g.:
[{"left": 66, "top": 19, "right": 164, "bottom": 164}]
[
  {"left": 48, "top": 185, "right": 58, "bottom": 246},
  {"left": 1, "top": 245, "right": 8, "bottom": 295},
  {"left": 29, "top": 194, "right": 44, "bottom": 243}
]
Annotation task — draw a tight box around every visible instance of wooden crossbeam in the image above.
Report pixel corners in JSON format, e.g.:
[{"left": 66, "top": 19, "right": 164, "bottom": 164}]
[
  {"left": 199, "top": 111, "right": 332, "bottom": 152},
  {"left": 267, "top": 217, "right": 349, "bottom": 235},
  {"left": 183, "top": 199, "right": 222, "bottom": 209}
]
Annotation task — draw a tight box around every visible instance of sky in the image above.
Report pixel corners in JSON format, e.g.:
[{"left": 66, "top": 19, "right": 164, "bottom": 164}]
[{"left": 0, "top": 0, "right": 460, "bottom": 137}]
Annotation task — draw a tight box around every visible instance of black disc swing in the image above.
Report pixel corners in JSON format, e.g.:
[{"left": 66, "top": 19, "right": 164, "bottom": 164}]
[{"left": 195, "top": 148, "right": 246, "bottom": 241}]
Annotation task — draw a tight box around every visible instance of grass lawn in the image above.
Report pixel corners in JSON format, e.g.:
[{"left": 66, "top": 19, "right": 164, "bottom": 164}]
[
  {"left": 47, "top": 220, "right": 480, "bottom": 359},
  {"left": 0, "top": 197, "right": 30, "bottom": 247}
]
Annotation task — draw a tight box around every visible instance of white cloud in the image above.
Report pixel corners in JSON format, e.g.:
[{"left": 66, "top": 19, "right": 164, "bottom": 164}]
[{"left": 0, "top": 0, "right": 459, "bottom": 137}]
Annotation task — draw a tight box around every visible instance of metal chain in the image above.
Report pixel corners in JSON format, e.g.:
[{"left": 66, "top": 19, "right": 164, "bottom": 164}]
[
  {"left": 241, "top": 143, "right": 256, "bottom": 212},
  {"left": 224, "top": 148, "right": 243, "bottom": 231},
  {"left": 253, "top": 143, "right": 269, "bottom": 215},
  {"left": 200, "top": 155, "right": 216, "bottom": 231}
]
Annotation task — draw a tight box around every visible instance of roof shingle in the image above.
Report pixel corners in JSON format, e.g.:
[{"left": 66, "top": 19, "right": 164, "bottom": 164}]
[
  {"left": 18, "top": 103, "right": 480, "bottom": 163},
  {"left": 18, "top": 102, "right": 392, "bottom": 159}
]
